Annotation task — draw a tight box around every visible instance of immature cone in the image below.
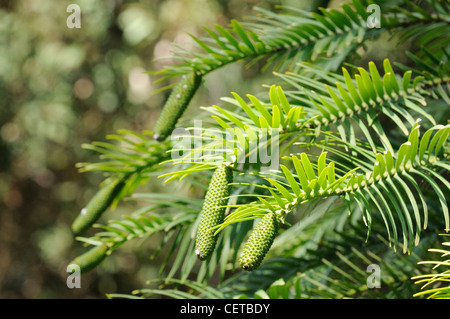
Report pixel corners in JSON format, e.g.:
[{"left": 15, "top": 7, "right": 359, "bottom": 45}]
[
  {"left": 72, "top": 178, "right": 125, "bottom": 235},
  {"left": 195, "top": 164, "right": 233, "bottom": 261},
  {"left": 153, "top": 72, "right": 202, "bottom": 141},
  {"left": 69, "top": 244, "right": 109, "bottom": 274},
  {"left": 240, "top": 212, "right": 280, "bottom": 271}
]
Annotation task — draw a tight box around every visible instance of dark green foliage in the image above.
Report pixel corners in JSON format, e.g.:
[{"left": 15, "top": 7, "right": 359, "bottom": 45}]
[
  {"left": 195, "top": 164, "right": 233, "bottom": 261},
  {"left": 70, "top": 244, "right": 109, "bottom": 274},
  {"left": 72, "top": 178, "right": 125, "bottom": 235},
  {"left": 153, "top": 72, "right": 202, "bottom": 141},
  {"left": 240, "top": 212, "right": 280, "bottom": 271}
]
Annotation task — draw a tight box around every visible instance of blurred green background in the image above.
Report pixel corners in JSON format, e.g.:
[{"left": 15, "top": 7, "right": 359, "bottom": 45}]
[{"left": 0, "top": 0, "right": 316, "bottom": 299}]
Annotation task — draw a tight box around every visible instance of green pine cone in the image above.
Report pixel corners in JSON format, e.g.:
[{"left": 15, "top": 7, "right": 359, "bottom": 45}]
[
  {"left": 153, "top": 71, "right": 202, "bottom": 141},
  {"left": 195, "top": 164, "right": 233, "bottom": 261},
  {"left": 240, "top": 212, "right": 280, "bottom": 271},
  {"left": 69, "top": 244, "right": 109, "bottom": 274},
  {"left": 72, "top": 178, "right": 125, "bottom": 235}
]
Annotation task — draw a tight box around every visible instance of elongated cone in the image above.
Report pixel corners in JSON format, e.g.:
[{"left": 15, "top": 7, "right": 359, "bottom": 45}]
[
  {"left": 153, "top": 72, "right": 202, "bottom": 141},
  {"left": 69, "top": 244, "right": 109, "bottom": 274},
  {"left": 72, "top": 178, "right": 125, "bottom": 235},
  {"left": 240, "top": 212, "right": 280, "bottom": 271},
  {"left": 195, "top": 164, "right": 233, "bottom": 261}
]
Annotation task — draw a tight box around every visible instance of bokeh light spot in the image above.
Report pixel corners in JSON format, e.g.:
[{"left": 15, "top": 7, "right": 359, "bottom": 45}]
[{"left": 73, "top": 78, "right": 95, "bottom": 100}]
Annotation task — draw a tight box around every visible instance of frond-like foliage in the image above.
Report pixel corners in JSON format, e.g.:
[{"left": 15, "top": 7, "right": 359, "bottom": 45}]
[
  {"left": 154, "top": 0, "right": 449, "bottom": 82},
  {"left": 150, "top": 0, "right": 450, "bottom": 139},
  {"left": 126, "top": 278, "right": 227, "bottom": 299},
  {"left": 70, "top": 130, "right": 171, "bottom": 235},
  {"left": 219, "top": 123, "right": 449, "bottom": 255},
  {"left": 152, "top": 0, "right": 374, "bottom": 83},
  {"left": 125, "top": 222, "right": 438, "bottom": 299},
  {"left": 76, "top": 129, "right": 170, "bottom": 175},
  {"left": 224, "top": 230, "right": 431, "bottom": 299},
  {"left": 386, "top": 0, "right": 450, "bottom": 57},
  {"left": 412, "top": 234, "right": 450, "bottom": 299},
  {"left": 162, "top": 57, "right": 435, "bottom": 177},
  {"left": 397, "top": 48, "right": 450, "bottom": 104}
]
